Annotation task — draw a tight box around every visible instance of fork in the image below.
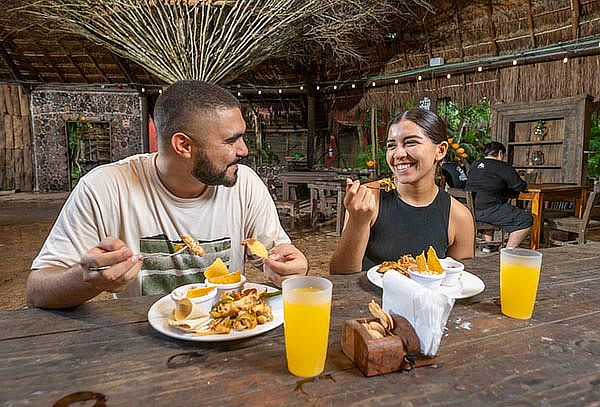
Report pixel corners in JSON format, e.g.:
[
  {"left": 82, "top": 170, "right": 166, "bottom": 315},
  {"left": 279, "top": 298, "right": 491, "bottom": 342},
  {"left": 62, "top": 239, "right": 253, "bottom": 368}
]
[{"left": 88, "top": 246, "right": 189, "bottom": 271}]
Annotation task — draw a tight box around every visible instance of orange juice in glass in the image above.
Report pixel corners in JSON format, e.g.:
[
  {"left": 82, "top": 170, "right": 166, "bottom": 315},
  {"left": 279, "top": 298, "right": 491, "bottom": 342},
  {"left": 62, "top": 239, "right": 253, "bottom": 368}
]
[
  {"left": 282, "top": 276, "right": 332, "bottom": 377},
  {"left": 500, "top": 248, "right": 543, "bottom": 319}
]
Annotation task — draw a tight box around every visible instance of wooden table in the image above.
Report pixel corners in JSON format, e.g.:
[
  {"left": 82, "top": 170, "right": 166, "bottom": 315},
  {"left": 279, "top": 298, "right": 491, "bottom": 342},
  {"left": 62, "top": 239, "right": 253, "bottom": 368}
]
[
  {"left": 518, "top": 183, "right": 587, "bottom": 250},
  {"left": 279, "top": 171, "right": 344, "bottom": 201},
  {"left": 2, "top": 243, "right": 600, "bottom": 405}
]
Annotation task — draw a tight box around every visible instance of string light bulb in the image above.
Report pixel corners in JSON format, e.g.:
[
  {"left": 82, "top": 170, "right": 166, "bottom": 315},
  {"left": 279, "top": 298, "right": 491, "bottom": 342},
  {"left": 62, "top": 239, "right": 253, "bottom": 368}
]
[
  {"left": 417, "top": 75, "right": 422, "bottom": 81},
  {"left": 351, "top": 83, "right": 356, "bottom": 88},
  {"left": 258, "top": 90, "right": 262, "bottom": 95},
  {"left": 237, "top": 91, "right": 241, "bottom": 96},
  {"left": 477, "top": 66, "right": 483, "bottom": 72},
  {"left": 394, "top": 79, "right": 399, "bottom": 84},
  {"left": 316, "top": 85, "right": 320, "bottom": 90},
  {"left": 333, "top": 85, "right": 338, "bottom": 90},
  {"left": 512, "top": 59, "right": 518, "bottom": 65},
  {"left": 278, "top": 89, "right": 282, "bottom": 93},
  {"left": 563, "top": 57, "right": 568, "bottom": 63},
  {"left": 158, "top": 89, "right": 162, "bottom": 94},
  {"left": 141, "top": 87, "right": 145, "bottom": 93},
  {"left": 300, "top": 85, "right": 304, "bottom": 91},
  {"left": 372, "top": 81, "right": 376, "bottom": 87},
  {"left": 446, "top": 73, "right": 451, "bottom": 79}
]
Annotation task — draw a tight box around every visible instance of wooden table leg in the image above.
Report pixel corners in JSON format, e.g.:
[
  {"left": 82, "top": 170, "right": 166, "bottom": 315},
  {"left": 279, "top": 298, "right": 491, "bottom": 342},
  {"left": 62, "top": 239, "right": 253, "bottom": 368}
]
[
  {"left": 529, "top": 192, "right": 543, "bottom": 250},
  {"left": 282, "top": 179, "right": 290, "bottom": 201}
]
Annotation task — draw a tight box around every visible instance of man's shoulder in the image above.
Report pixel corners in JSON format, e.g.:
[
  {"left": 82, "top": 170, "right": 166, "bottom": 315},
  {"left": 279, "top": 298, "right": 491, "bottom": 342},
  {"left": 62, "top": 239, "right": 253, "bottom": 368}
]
[{"left": 79, "top": 153, "right": 154, "bottom": 192}]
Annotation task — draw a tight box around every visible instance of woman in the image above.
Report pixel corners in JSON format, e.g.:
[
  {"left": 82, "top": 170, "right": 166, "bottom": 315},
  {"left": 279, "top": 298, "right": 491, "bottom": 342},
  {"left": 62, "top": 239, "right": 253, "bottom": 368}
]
[{"left": 330, "top": 108, "right": 474, "bottom": 274}]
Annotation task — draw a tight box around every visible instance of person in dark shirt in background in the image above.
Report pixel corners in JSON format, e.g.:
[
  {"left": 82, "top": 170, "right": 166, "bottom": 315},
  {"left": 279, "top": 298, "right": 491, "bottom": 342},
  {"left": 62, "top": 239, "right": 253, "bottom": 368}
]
[
  {"left": 466, "top": 141, "right": 533, "bottom": 250},
  {"left": 441, "top": 158, "right": 468, "bottom": 189}
]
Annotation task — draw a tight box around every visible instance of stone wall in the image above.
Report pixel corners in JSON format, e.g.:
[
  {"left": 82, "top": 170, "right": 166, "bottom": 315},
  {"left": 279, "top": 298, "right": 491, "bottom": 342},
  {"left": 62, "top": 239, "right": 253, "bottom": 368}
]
[{"left": 30, "top": 89, "right": 143, "bottom": 191}]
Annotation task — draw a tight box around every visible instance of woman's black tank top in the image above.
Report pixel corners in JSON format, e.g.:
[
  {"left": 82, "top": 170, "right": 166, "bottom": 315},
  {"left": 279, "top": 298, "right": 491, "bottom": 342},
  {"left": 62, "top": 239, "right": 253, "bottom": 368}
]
[{"left": 362, "top": 188, "right": 451, "bottom": 270}]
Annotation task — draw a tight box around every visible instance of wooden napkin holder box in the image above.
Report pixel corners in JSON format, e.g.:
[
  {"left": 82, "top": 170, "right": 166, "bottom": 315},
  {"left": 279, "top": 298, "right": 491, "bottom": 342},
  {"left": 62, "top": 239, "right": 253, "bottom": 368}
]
[{"left": 341, "top": 317, "right": 407, "bottom": 377}]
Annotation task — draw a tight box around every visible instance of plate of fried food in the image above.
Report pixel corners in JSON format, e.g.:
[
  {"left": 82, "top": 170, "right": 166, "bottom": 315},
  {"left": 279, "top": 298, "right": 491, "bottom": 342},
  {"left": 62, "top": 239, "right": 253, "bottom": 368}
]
[
  {"left": 366, "top": 251, "right": 485, "bottom": 299},
  {"left": 148, "top": 239, "right": 282, "bottom": 341},
  {"left": 148, "top": 282, "right": 282, "bottom": 342}
]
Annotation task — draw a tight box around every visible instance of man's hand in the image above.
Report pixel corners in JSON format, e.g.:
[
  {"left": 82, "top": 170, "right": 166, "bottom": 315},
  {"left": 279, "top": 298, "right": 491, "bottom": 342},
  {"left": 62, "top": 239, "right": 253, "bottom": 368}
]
[
  {"left": 344, "top": 179, "right": 376, "bottom": 225},
  {"left": 79, "top": 237, "right": 143, "bottom": 293},
  {"left": 262, "top": 243, "right": 308, "bottom": 287}
]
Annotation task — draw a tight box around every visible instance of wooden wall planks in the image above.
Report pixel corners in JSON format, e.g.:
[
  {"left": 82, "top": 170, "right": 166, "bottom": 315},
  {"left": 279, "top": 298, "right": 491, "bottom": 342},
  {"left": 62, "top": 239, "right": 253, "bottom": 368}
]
[{"left": 0, "top": 84, "right": 33, "bottom": 191}]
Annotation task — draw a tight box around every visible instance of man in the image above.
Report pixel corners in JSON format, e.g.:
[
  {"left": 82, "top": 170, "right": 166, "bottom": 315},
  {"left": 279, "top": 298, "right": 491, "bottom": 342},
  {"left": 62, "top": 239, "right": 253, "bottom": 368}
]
[
  {"left": 27, "top": 80, "right": 308, "bottom": 309},
  {"left": 441, "top": 158, "right": 468, "bottom": 189},
  {"left": 466, "top": 141, "right": 533, "bottom": 250}
]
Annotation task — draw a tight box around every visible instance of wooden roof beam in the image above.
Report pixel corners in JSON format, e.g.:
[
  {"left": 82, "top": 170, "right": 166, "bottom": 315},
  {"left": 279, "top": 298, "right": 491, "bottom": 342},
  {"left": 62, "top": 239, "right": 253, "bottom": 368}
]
[
  {"left": 0, "top": 42, "right": 24, "bottom": 82},
  {"left": 141, "top": 66, "right": 158, "bottom": 85},
  {"left": 56, "top": 39, "right": 89, "bottom": 83},
  {"left": 486, "top": 0, "right": 498, "bottom": 56},
  {"left": 112, "top": 53, "right": 137, "bottom": 85},
  {"left": 571, "top": 0, "right": 580, "bottom": 40},
  {"left": 526, "top": 0, "right": 536, "bottom": 48},
  {"left": 33, "top": 41, "right": 65, "bottom": 83},
  {"left": 83, "top": 47, "right": 109, "bottom": 83},
  {"left": 5, "top": 39, "right": 45, "bottom": 83}
]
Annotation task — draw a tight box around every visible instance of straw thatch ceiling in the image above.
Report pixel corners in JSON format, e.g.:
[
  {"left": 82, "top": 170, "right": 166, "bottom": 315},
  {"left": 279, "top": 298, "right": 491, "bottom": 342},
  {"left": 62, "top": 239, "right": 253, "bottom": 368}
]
[{"left": 0, "top": 0, "right": 599, "bottom": 87}]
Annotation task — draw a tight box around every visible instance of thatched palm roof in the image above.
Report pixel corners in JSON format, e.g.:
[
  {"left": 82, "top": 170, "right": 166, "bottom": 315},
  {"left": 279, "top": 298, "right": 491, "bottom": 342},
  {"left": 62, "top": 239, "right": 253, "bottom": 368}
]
[{"left": 0, "top": 0, "right": 598, "bottom": 87}]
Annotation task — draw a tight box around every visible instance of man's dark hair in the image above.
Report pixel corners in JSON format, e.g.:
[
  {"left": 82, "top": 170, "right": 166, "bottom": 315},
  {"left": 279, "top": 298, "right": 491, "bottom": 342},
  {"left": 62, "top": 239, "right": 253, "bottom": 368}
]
[
  {"left": 390, "top": 108, "right": 448, "bottom": 145},
  {"left": 483, "top": 141, "right": 506, "bottom": 157},
  {"left": 153, "top": 80, "right": 240, "bottom": 147}
]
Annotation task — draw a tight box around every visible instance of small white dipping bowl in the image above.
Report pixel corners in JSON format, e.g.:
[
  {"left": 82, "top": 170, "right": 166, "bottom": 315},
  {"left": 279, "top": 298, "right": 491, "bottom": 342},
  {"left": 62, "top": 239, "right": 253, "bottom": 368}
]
[
  {"left": 170, "top": 283, "right": 219, "bottom": 313},
  {"left": 206, "top": 274, "right": 247, "bottom": 296},
  {"left": 407, "top": 266, "right": 446, "bottom": 290},
  {"left": 439, "top": 257, "right": 465, "bottom": 287}
]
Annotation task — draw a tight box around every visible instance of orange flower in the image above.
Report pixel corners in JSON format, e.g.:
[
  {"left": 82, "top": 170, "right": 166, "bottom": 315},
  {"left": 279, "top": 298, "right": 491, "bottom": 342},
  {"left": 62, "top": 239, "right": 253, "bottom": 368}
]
[
  {"left": 366, "top": 160, "right": 376, "bottom": 167},
  {"left": 451, "top": 143, "right": 460, "bottom": 149},
  {"left": 447, "top": 138, "right": 454, "bottom": 144},
  {"left": 456, "top": 147, "right": 465, "bottom": 154},
  {"left": 461, "top": 153, "right": 468, "bottom": 158}
]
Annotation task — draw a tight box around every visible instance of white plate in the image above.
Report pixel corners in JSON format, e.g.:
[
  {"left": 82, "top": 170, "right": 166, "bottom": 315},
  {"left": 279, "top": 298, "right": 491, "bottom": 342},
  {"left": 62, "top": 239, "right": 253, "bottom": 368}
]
[
  {"left": 366, "top": 265, "right": 485, "bottom": 299},
  {"left": 148, "top": 283, "right": 283, "bottom": 342}
]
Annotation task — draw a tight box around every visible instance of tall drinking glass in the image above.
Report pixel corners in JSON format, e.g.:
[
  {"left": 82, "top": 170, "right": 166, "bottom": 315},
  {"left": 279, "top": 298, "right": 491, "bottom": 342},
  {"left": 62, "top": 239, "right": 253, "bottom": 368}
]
[
  {"left": 282, "top": 276, "right": 332, "bottom": 377},
  {"left": 500, "top": 248, "right": 543, "bottom": 319}
]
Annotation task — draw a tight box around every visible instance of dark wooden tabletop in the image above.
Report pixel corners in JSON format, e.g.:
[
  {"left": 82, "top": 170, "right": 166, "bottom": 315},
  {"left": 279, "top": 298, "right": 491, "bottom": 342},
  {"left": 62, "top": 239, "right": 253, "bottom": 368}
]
[{"left": 2, "top": 243, "right": 600, "bottom": 406}]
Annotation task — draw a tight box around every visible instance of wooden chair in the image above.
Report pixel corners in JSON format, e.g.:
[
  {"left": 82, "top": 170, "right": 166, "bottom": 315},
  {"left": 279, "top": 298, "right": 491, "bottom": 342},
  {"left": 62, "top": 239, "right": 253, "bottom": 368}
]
[
  {"left": 447, "top": 188, "right": 507, "bottom": 252},
  {"left": 544, "top": 191, "right": 600, "bottom": 245},
  {"left": 268, "top": 182, "right": 299, "bottom": 228}
]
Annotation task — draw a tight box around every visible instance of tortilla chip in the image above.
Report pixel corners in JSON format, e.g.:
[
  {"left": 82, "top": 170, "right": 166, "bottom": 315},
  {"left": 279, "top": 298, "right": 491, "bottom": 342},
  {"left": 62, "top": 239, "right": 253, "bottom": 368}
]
[
  {"left": 426, "top": 246, "right": 444, "bottom": 274},
  {"left": 186, "top": 286, "right": 215, "bottom": 298},
  {"left": 416, "top": 251, "right": 427, "bottom": 273},
  {"left": 241, "top": 239, "right": 269, "bottom": 258},
  {"left": 209, "top": 270, "right": 241, "bottom": 284},
  {"left": 204, "top": 258, "right": 229, "bottom": 281}
]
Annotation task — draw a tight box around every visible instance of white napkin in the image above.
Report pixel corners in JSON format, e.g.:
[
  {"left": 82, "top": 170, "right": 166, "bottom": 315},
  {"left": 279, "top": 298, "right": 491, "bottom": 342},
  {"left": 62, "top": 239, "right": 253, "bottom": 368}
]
[{"left": 382, "top": 270, "right": 454, "bottom": 356}]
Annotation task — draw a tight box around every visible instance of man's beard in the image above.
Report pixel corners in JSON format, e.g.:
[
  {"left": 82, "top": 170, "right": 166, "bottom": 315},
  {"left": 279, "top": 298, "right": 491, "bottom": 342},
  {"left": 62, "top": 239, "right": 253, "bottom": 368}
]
[{"left": 191, "top": 150, "right": 240, "bottom": 187}]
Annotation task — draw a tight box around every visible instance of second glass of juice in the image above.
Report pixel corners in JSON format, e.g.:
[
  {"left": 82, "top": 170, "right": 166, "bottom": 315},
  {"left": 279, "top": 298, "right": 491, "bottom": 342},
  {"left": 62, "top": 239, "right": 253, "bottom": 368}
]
[
  {"left": 500, "top": 248, "right": 543, "bottom": 319},
  {"left": 282, "top": 276, "right": 332, "bottom": 377}
]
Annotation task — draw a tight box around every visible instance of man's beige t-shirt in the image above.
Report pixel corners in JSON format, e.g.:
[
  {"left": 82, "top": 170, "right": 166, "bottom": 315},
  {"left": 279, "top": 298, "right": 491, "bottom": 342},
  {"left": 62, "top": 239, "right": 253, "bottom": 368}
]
[{"left": 32, "top": 153, "right": 290, "bottom": 297}]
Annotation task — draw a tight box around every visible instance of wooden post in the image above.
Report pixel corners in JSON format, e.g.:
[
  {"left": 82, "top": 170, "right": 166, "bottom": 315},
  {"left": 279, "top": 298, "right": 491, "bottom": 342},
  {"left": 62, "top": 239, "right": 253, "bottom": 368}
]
[
  {"left": 370, "top": 107, "right": 377, "bottom": 163},
  {"left": 0, "top": 114, "right": 4, "bottom": 189},
  {"left": 571, "top": 0, "right": 580, "bottom": 40},
  {"left": 526, "top": 0, "right": 536, "bottom": 48},
  {"left": 486, "top": 0, "right": 499, "bottom": 56},
  {"left": 452, "top": 0, "right": 464, "bottom": 61},
  {"left": 306, "top": 88, "right": 316, "bottom": 170}
]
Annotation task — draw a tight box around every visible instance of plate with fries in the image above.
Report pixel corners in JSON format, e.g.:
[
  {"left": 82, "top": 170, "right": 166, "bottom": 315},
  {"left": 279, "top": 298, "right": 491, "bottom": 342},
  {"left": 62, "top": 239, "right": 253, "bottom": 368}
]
[
  {"left": 148, "top": 283, "right": 283, "bottom": 342},
  {"left": 366, "top": 264, "right": 485, "bottom": 299}
]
